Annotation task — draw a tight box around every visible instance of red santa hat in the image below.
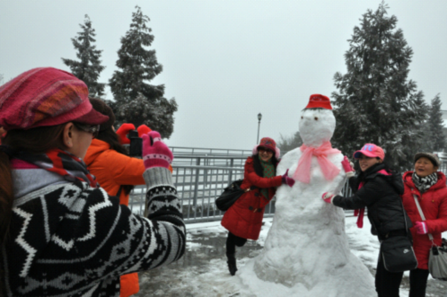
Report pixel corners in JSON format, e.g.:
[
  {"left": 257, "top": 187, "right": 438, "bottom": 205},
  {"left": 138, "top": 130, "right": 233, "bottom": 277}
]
[{"left": 304, "top": 94, "right": 332, "bottom": 110}]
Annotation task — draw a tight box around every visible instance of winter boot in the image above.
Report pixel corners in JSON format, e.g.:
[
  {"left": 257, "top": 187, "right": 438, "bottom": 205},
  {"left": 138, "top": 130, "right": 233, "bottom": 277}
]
[{"left": 227, "top": 253, "right": 237, "bottom": 276}]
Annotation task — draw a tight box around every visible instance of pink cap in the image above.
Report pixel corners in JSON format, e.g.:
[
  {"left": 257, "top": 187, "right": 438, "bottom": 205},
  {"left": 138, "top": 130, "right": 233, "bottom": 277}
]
[
  {"left": 0, "top": 67, "right": 109, "bottom": 131},
  {"left": 353, "top": 143, "right": 385, "bottom": 160}
]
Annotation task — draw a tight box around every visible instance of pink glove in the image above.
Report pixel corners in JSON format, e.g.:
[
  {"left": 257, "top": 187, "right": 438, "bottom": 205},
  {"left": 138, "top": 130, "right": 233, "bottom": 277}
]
[
  {"left": 414, "top": 221, "right": 428, "bottom": 235},
  {"left": 116, "top": 123, "right": 136, "bottom": 144},
  {"left": 322, "top": 192, "right": 334, "bottom": 204},
  {"left": 341, "top": 156, "right": 355, "bottom": 178},
  {"left": 281, "top": 169, "right": 295, "bottom": 187},
  {"left": 142, "top": 131, "right": 173, "bottom": 169},
  {"left": 137, "top": 124, "right": 152, "bottom": 137}
]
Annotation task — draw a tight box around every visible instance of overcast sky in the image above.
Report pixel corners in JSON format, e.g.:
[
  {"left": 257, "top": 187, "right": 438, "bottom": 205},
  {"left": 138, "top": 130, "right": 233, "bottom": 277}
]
[{"left": 1, "top": 0, "right": 446, "bottom": 150}]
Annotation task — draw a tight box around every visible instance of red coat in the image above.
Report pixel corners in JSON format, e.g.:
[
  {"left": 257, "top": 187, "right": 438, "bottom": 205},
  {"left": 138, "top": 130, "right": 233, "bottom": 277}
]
[
  {"left": 221, "top": 157, "right": 282, "bottom": 240},
  {"left": 401, "top": 171, "right": 447, "bottom": 270}
]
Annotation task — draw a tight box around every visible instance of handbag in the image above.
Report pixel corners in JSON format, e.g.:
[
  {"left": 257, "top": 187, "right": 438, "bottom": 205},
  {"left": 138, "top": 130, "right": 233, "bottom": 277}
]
[
  {"left": 215, "top": 179, "right": 249, "bottom": 211},
  {"left": 413, "top": 195, "right": 447, "bottom": 280},
  {"left": 381, "top": 199, "right": 418, "bottom": 272}
]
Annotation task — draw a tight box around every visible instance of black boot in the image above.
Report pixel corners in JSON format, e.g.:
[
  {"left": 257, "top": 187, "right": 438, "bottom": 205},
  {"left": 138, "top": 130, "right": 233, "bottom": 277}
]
[{"left": 227, "top": 253, "right": 237, "bottom": 276}]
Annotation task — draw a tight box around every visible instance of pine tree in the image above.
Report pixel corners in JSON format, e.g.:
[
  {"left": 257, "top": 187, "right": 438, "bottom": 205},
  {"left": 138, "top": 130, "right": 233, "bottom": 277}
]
[
  {"left": 331, "top": 2, "right": 428, "bottom": 170},
  {"left": 62, "top": 15, "right": 105, "bottom": 97},
  {"left": 278, "top": 131, "right": 303, "bottom": 155},
  {"left": 109, "top": 6, "right": 177, "bottom": 138},
  {"left": 426, "top": 94, "right": 446, "bottom": 152}
]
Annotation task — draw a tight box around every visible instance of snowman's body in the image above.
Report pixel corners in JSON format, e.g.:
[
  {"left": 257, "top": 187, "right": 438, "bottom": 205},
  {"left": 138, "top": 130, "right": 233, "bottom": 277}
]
[{"left": 240, "top": 108, "right": 375, "bottom": 296}]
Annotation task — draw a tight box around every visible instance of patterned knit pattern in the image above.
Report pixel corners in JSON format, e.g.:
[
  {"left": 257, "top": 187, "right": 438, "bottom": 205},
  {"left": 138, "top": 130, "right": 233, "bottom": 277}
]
[
  {"left": 259, "top": 156, "right": 275, "bottom": 199},
  {"left": 2, "top": 167, "right": 185, "bottom": 297},
  {"left": 412, "top": 172, "right": 438, "bottom": 194}
]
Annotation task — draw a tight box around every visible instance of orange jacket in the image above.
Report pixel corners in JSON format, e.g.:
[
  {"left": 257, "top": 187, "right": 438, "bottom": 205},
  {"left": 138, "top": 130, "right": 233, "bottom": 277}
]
[
  {"left": 84, "top": 139, "right": 146, "bottom": 205},
  {"left": 84, "top": 139, "right": 145, "bottom": 297}
]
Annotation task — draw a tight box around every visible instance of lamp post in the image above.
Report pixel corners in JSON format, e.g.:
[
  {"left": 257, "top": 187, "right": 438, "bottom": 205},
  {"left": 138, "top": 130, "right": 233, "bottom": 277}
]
[{"left": 257, "top": 113, "right": 262, "bottom": 144}]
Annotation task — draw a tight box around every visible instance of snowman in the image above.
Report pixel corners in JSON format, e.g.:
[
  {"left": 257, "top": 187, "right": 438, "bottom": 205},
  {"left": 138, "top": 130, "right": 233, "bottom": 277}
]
[{"left": 239, "top": 95, "right": 375, "bottom": 296}]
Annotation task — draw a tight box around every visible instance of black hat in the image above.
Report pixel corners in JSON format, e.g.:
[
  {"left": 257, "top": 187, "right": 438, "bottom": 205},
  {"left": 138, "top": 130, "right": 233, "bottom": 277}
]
[
  {"left": 89, "top": 98, "right": 115, "bottom": 131},
  {"left": 414, "top": 152, "right": 440, "bottom": 167}
]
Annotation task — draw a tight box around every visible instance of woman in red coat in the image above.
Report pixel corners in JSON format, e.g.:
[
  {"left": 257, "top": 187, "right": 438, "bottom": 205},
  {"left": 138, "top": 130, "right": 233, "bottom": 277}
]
[
  {"left": 221, "top": 137, "right": 295, "bottom": 275},
  {"left": 401, "top": 153, "right": 447, "bottom": 297}
]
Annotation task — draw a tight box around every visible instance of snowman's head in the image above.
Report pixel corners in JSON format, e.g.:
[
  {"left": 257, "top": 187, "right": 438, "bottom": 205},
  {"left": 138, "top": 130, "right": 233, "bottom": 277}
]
[{"left": 299, "top": 108, "right": 336, "bottom": 147}]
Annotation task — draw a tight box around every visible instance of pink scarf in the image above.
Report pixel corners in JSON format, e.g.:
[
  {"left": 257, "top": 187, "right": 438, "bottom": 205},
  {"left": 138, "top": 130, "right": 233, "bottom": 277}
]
[
  {"left": 293, "top": 141, "right": 341, "bottom": 184},
  {"left": 355, "top": 182, "right": 366, "bottom": 228}
]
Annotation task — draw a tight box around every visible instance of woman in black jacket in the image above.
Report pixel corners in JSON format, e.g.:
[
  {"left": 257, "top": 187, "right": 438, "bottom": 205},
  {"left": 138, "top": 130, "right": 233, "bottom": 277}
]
[{"left": 322, "top": 143, "right": 410, "bottom": 297}]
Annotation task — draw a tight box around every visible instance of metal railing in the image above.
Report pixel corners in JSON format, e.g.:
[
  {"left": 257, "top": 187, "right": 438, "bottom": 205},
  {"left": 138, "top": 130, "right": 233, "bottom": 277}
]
[
  {"left": 170, "top": 146, "right": 252, "bottom": 157},
  {"left": 129, "top": 146, "right": 447, "bottom": 223},
  {"left": 128, "top": 151, "right": 354, "bottom": 223}
]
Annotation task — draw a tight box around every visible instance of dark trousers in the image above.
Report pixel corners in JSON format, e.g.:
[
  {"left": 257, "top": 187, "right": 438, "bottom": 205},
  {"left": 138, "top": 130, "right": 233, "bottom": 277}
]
[
  {"left": 376, "top": 254, "right": 404, "bottom": 297},
  {"left": 376, "top": 255, "right": 430, "bottom": 297},
  {"left": 409, "top": 268, "right": 429, "bottom": 297},
  {"left": 226, "top": 232, "right": 247, "bottom": 256}
]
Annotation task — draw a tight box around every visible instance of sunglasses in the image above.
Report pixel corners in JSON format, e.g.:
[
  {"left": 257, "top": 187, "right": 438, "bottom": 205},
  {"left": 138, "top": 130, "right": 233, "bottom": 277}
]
[{"left": 73, "top": 122, "right": 100, "bottom": 138}]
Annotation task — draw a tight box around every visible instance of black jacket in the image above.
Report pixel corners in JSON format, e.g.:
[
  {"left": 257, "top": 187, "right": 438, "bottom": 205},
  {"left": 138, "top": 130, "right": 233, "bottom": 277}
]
[{"left": 332, "top": 163, "right": 411, "bottom": 239}]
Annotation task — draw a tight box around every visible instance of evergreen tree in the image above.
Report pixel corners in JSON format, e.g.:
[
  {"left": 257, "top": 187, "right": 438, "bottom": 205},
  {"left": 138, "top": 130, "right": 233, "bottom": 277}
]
[
  {"left": 277, "top": 131, "right": 303, "bottom": 155},
  {"left": 62, "top": 15, "right": 105, "bottom": 97},
  {"left": 331, "top": 2, "right": 428, "bottom": 170},
  {"left": 109, "top": 6, "right": 177, "bottom": 138},
  {"left": 426, "top": 94, "right": 446, "bottom": 152}
]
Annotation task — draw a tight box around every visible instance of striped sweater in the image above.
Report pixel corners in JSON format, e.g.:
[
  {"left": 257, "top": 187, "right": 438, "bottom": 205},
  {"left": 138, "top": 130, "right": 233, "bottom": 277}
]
[{"left": 2, "top": 167, "right": 185, "bottom": 296}]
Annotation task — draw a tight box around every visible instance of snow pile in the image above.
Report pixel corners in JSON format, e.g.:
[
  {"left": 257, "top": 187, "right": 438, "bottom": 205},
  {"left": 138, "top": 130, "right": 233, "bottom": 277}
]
[{"left": 137, "top": 217, "right": 425, "bottom": 296}]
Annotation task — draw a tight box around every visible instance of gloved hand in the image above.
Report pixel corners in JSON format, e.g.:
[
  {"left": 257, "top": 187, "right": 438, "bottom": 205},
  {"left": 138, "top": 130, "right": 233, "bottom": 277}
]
[
  {"left": 137, "top": 124, "right": 152, "bottom": 137},
  {"left": 281, "top": 169, "right": 295, "bottom": 187},
  {"left": 322, "top": 192, "right": 334, "bottom": 204},
  {"left": 142, "top": 131, "right": 173, "bottom": 170},
  {"left": 414, "top": 221, "right": 428, "bottom": 235},
  {"left": 116, "top": 123, "right": 136, "bottom": 144},
  {"left": 341, "top": 156, "right": 355, "bottom": 178}
]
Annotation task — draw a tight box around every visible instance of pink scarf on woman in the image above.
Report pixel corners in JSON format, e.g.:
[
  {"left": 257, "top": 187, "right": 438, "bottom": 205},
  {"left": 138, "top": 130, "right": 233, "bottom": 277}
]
[{"left": 293, "top": 141, "right": 341, "bottom": 184}]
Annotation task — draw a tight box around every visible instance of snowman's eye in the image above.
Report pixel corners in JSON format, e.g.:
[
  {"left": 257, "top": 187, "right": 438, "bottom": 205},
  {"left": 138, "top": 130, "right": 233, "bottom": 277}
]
[
  {"left": 314, "top": 117, "right": 318, "bottom": 121},
  {"left": 301, "top": 116, "right": 303, "bottom": 119}
]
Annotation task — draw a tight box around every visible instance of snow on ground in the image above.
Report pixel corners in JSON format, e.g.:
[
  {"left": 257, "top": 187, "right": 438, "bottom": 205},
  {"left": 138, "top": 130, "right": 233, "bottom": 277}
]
[{"left": 136, "top": 216, "right": 446, "bottom": 296}]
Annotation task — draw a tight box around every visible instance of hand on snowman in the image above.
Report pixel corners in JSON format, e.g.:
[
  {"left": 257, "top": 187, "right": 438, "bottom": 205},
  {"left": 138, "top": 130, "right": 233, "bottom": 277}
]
[
  {"left": 281, "top": 169, "right": 295, "bottom": 187},
  {"left": 341, "top": 156, "right": 355, "bottom": 178},
  {"left": 322, "top": 192, "right": 335, "bottom": 204}
]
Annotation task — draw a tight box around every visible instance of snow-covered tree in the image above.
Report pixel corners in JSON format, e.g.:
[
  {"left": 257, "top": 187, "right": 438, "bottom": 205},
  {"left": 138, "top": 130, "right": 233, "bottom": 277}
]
[
  {"left": 115, "top": 93, "right": 178, "bottom": 137},
  {"left": 425, "top": 94, "right": 446, "bottom": 152},
  {"left": 331, "top": 2, "right": 428, "bottom": 170},
  {"left": 109, "top": 6, "right": 177, "bottom": 138},
  {"left": 277, "top": 131, "right": 303, "bottom": 155},
  {"left": 62, "top": 15, "right": 105, "bottom": 97}
]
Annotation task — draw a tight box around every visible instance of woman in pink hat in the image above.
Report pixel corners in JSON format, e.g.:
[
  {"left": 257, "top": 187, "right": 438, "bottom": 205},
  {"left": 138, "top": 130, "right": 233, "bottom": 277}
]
[
  {"left": 221, "top": 137, "right": 295, "bottom": 276},
  {"left": 0, "top": 68, "right": 185, "bottom": 297},
  {"left": 322, "top": 143, "right": 411, "bottom": 297}
]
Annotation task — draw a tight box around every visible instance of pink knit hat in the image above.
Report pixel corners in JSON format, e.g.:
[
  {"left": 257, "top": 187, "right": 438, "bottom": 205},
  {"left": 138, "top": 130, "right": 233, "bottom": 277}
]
[
  {"left": 0, "top": 67, "right": 109, "bottom": 131},
  {"left": 253, "top": 137, "right": 280, "bottom": 159},
  {"left": 353, "top": 143, "right": 385, "bottom": 161}
]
